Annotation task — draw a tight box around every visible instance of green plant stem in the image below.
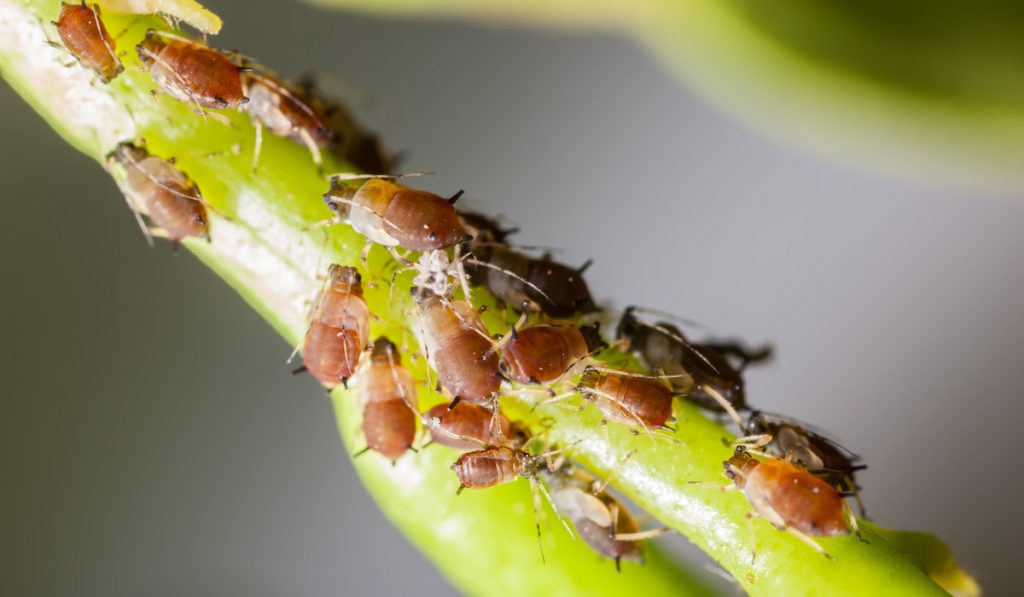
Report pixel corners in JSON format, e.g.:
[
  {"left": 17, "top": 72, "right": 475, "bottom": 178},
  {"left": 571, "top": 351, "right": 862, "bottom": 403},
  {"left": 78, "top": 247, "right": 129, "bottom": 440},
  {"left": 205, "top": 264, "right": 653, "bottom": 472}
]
[{"left": 0, "top": 1, "right": 971, "bottom": 595}]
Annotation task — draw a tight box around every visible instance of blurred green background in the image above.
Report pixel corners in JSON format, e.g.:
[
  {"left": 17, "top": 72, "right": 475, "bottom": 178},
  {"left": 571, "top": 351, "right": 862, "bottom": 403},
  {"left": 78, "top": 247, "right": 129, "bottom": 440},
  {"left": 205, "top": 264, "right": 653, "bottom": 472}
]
[{"left": 3, "top": 0, "right": 1021, "bottom": 594}]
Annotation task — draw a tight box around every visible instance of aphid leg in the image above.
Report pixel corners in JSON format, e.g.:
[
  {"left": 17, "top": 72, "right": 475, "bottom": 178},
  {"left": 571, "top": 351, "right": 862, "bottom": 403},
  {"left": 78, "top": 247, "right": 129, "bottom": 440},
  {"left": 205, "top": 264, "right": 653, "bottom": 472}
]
[
  {"left": 687, "top": 480, "right": 735, "bottom": 492},
  {"left": 783, "top": 525, "right": 833, "bottom": 560},
  {"left": 592, "top": 449, "right": 636, "bottom": 495},
  {"left": 731, "top": 433, "right": 773, "bottom": 451},
  {"left": 386, "top": 245, "right": 413, "bottom": 268},
  {"left": 111, "top": 179, "right": 155, "bottom": 248},
  {"left": 843, "top": 501, "right": 867, "bottom": 543},
  {"left": 487, "top": 311, "right": 528, "bottom": 357},
  {"left": 352, "top": 446, "right": 371, "bottom": 458},
  {"left": 296, "top": 127, "right": 325, "bottom": 175},
  {"left": 844, "top": 476, "right": 869, "bottom": 519},
  {"left": 613, "top": 528, "right": 673, "bottom": 542},
  {"left": 251, "top": 121, "right": 263, "bottom": 172}
]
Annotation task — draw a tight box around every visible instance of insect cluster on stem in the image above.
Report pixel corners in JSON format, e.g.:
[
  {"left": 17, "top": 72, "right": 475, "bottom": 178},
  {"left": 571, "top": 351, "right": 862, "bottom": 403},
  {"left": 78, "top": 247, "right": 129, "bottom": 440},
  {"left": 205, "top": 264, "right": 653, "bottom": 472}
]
[{"left": 67, "top": 5, "right": 872, "bottom": 570}]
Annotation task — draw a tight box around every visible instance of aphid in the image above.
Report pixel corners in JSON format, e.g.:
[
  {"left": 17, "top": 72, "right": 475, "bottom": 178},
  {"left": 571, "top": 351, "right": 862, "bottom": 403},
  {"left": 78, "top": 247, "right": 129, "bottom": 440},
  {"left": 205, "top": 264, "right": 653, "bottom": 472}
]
[
  {"left": 617, "top": 307, "right": 771, "bottom": 418},
  {"left": 543, "top": 464, "right": 663, "bottom": 570},
  {"left": 422, "top": 402, "right": 525, "bottom": 450},
  {"left": 499, "top": 323, "right": 605, "bottom": 384},
  {"left": 576, "top": 368, "right": 676, "bottom": 432},
  {"left": 107, "top": 142, "right": 208, "bottom": 245},
  {"left": 464, "top": 245, "right": 595, "bottom": 318},
  {"left": 452, "top": 446, "right": 540, "bottom": 492},
  {"left": 299, "top": 264, "right": 371, "bottom": 388},
  {"left": 241, "top": 71, "right": 333, "bottom": 171},
  {"left": 136, "top": 29, "right": 248, "bottom": 112},
  {"left": 322, "top": 176, "right": 468, "bottom": 254},
  {"left": 458, "top": 210, "right": 518, "bottom": 245},
  {"left": 416, "top": 294, "right": 500, "bottom": 405},
  {"left": 739, "top": 410, "right": 867, "bottom": 515},
  {"left": 355, "top": 338, "right": 419, "bottom": 461},
  {"left": 723, "top": 448, "right": 859, "bottom": 559},
  {"left": 54, "top": 1, "right": 123, "bottom": 83}
]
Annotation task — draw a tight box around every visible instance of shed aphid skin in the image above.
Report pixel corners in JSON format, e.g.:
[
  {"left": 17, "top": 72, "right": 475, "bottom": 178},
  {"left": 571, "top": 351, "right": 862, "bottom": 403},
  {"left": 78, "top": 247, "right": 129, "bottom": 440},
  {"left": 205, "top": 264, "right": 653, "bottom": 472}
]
[
  {"left": 422, "top": 402, "right": 527, "bottom": 451},
  {"left": 617, "top": 306, "right": 772, "bottom": 420},
  {"left": 54, "top": 2, "right": 123, "bottom": 83},
  {"left": 722, "top": 448, "right": 861, "bottom": 560},
  {"left": 240, "top": 71, "right": 333, "bottom": 172},
  {"left": 737, "top": 411, "right": 868, "bottom": 516},
  {"left": 354, "top": 338, "right": 419, "bottom": 462},
  {"left": 575, "top": 368, "right": 678, "bottom": 435},
  {"left": 542, "top": 462, "right": 668, "bottom": 570},
  {"left": 463, "top": 244, "right": 596, "bottom": 318},
  {"left": 136, "top": 29, "right": 249, "bottom": 115},
  {"left": 415, "top": 294, "right": 501, "bottom": 406},
  {"left": 499, "top": 323, "right": 606, "bottom": 385},
  {"left": 107, "top": 142, "right": 208, "bottom": 247},
  {"left": 322, "top": 175, "right": 469, "bottom": 254},
  {"left": 298, "top": 264, "right": 371, "bottom": 389}
]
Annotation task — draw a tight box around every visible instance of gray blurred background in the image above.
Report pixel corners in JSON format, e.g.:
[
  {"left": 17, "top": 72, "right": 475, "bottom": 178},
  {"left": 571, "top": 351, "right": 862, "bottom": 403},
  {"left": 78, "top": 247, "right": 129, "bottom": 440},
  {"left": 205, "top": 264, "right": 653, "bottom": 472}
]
[{"left": 4, "top": 0, "right": 1022, "bottom": 595}]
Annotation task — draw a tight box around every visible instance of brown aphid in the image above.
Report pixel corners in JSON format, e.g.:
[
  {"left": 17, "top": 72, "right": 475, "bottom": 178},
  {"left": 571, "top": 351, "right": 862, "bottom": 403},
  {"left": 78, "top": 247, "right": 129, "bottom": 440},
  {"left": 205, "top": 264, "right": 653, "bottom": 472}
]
[
  {"left": 724, "top": 449, "right": 857, "bottom": 558},
  {"left": 356, "top": 338, "right": 418, "bottom": 461},
  {"left": 543, "top": 465, "right": 650, "bottom": 570},
  {"left": 416, "top": 295, "right": 500, "bottom": 405},
  {"left": 423, "top": 402, "right": 525, "bottom": 450},
  {"left": 136, "top": 30, "right": 248, "bottom": 111},
  {"left": 576, "top": 369, "right": 676, "bottom": 432},
  {"left": 499, "top": 323, "right": 604, "bottom": 384},
  {"left": 300, "top": 265, "right": 370, "bottom": 388},
  {"left": 108, "top": 142, "right": 208, "bottom": 244},
  {"left": 452, "top": 446, "right": 541, "bottom": 493},
  {"left": 55, "top": 1, "right": 123, "bottom": 83},
  {"left": 464, "top": 244, "right": 596, "bottom": 318},
  {"left": 740, "top": 411, "right": 867, "bottom": 515},
  {"left": 323, "top": 177, "right": 468, "bottom": 252},
  {"left": 241, "top": 72, "right": 333, "bottom": 170}
]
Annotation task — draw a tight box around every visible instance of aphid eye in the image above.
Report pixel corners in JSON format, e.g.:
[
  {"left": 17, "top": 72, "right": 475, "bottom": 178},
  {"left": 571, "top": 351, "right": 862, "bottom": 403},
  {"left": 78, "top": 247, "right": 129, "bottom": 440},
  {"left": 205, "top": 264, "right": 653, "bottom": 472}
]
[{"left": 194, "top": 214, "right": 205, "bottom": 223}]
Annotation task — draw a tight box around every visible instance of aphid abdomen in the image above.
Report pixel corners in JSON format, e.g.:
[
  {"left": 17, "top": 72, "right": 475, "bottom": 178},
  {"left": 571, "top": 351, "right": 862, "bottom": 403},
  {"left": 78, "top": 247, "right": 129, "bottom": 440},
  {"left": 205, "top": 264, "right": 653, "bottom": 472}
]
[
  {"left": 525, "top": 258, "right": 595, "bottom": 318},
  {"left": 302, "top": 321, "right": 363, "bottom": 387},
  {"left": 56, "top": 3, "right": 122, "bottom": 83},
  {"left": 434, "top": 332, "right": 501, "bottom": 403},
  {"left": 424, "top": 403, "right": 510, "bottom": 450},
  {"left": 501, "top": 325, "right": 588, "bottom": 384},
  {"left": 382, "top": 190, "right": 465, "bottom": 251},
  {"left": 583, "top": 373, "right": 674, "bottom": 429},
  {"left": 143, "top": 185, "right": 208, "bottom": 240},
  {"left": 747, "top": 460, "right": 848, "bottom": 537},
  {"left": 575, "top": 516, "right": 644, "bottom": 564},
  {"left": 452, "top": 447, "right": 525, "bottom": 490},
  {"left": 362, "top": 399, "right": 417, "bottom": 460}
]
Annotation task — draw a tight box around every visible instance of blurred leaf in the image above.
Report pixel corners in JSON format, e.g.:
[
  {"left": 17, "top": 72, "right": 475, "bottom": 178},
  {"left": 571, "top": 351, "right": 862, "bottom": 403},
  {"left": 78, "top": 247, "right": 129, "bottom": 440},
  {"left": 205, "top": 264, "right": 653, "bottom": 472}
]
[{"left": 308, "top": 0, "right": 1024, "bottom": 191}]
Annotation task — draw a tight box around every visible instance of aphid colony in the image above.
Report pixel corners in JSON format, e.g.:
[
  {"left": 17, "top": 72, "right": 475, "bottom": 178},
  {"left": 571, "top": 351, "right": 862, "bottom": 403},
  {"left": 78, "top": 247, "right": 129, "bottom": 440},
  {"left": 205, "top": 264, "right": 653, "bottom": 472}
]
[{"left": 69, "top": 7, "right": 870, "bottom": 567}]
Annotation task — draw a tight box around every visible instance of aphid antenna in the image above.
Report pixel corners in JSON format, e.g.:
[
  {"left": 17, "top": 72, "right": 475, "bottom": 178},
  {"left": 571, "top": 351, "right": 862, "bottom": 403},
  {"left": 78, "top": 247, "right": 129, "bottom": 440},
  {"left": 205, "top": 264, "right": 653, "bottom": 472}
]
[
  {"left": 85, "top": 3, "right": 119, "bottom": 66},
  {"left": 611, "top": 527, "right": 673, "bottom": 543},
  {"left": 323, "top": 171, "right": 431, "bottom": 182},
  {"left": 701, "top": 385, "right": 745, "bottom": 429},
  {"left": 530, "top": 390, "right": 578, "bottom": 411},
  {"left": 463, "top": 256, "right": 554, "bottom": 304},
  {"left": 583, "top": 365, "right": 692, "bottom": 382},
  {"left": 441, "top": 297, "right": 496, "bottom": 347},
  {"left": 108, "top": 177, "right": 156, "bottom": 248}
]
